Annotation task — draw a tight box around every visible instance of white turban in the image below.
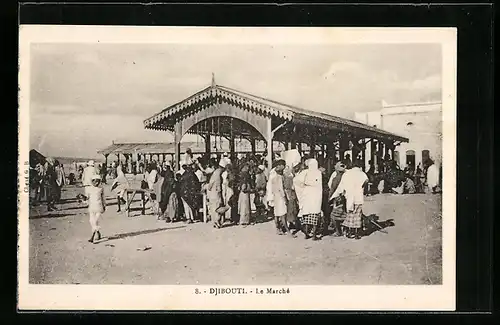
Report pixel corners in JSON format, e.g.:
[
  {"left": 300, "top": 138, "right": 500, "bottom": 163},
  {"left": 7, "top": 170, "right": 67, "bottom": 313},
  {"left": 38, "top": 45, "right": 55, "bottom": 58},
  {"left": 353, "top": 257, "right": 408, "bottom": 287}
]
[
  {"left": 219, "top": 157, "right": 230, "bottom": 168},
  {"left": 306, "top": 158, "right": 319, "bottom": 170},
  {"left": 283, "top": 149, "right": 301, "bottom": 168}
]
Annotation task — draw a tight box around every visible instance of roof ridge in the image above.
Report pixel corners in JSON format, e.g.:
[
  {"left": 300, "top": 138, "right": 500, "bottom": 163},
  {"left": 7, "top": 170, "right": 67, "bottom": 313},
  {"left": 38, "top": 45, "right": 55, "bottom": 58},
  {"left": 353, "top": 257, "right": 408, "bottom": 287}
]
[{"left": 218, "top": 85, "right": 396, "bottom": 135}]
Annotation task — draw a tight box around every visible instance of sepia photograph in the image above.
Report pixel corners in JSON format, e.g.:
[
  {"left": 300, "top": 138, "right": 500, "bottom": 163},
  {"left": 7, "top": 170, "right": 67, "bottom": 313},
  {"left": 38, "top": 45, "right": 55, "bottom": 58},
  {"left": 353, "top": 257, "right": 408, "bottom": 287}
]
[{"left": 18, "top": 26, "right": 457, "bottom": 310}]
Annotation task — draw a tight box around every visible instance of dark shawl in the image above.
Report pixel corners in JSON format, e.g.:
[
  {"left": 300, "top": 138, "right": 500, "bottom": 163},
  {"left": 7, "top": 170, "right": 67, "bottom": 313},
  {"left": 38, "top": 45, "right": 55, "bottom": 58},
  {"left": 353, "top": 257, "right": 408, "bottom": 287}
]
[
  {"left": 159, "top": 169, "right": 175, "bottom": 213},
  {"left": 179, "top": 169, "right": 201, "bottom": 210}
]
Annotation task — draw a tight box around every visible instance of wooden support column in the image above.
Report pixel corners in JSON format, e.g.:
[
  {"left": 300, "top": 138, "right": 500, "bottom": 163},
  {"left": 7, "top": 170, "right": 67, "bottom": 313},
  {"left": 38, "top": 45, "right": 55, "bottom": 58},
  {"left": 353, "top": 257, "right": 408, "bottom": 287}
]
[
  {"left": 104, "top": 154, "right": 108, "bottom": 166},
  {"left": 174, "top": 121, "right": 181, "bottom": 172},
  {"left": 251, "top": 138, "right": 256, "bottom": 155},
  {"left": 339, "top": 135, "right": 348, "bottom": 162},
  {"left": 309, "top": 133, "right": 316, "bottom": 158},
  {"left": 229, "top": 118, "right": 235, "bottom": 160},
  {"left": 361, "top": 139, "right": 367, "bottom": 170},
  {"left": 266, "top": 117, "right": 273, "bottom": 170},
  {"left": 352, "top": 139, "right": 360, "bottom": 162},
  {"left": 370, "top": 139, "right": 376, "bottom": 165},
  {"left": 290, "top": 126, "right": 297, "bottom": 149},
  {"left": 229, "top": 138, "right": 235, "bottom": 160},
  {"left": 205, "top": 135, "right": 211, "bottom": 156}
]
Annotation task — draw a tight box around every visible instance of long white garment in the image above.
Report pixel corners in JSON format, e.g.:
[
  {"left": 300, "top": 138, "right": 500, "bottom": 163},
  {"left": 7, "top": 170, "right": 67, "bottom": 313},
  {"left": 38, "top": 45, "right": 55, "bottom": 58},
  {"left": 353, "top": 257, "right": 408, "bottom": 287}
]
[
  {"left": 82, "top": 166, "right": 97, "bottom": 186},
  {"left": 426, "top": 164, "right": 439, "bottom": 189},
  {"left": 269, "top": 172, "right": 287, "bottom": 217},
  {"left": 266, "top": 168, "right": 277, "bottom": 207},
  {"left": 147, "top": 169, "right": 158, "bottom": 189},
  {"left": 294, "top": 159, "right": 323, "bottom": 216},
  {"left": 112, "top": 165, "right": 129, "bottom": 197},
  {"left": 302, "top": 159, "right": 323, "bottom": 215},
  {"left": 331, "top": 167, "right": 368, "bottom": 212}
]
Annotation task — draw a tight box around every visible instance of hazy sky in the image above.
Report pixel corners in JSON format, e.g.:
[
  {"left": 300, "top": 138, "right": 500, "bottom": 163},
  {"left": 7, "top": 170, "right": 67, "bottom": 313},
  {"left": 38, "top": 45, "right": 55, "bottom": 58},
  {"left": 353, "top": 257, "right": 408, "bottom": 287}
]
[{"left": 30, "top": 43, "right": 441, "bottom": 158}]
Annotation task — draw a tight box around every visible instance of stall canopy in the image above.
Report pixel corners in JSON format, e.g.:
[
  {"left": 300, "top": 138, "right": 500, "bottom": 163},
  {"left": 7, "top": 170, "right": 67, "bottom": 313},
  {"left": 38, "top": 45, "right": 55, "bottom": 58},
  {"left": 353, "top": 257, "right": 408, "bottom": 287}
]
[{"left": 143, "top": 78, "right": 409, "bottom": 172}]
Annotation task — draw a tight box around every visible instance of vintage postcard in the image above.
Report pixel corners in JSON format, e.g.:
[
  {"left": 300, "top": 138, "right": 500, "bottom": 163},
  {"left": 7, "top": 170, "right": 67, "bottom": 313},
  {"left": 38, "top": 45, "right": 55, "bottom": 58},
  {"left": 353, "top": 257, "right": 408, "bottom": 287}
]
[{"left": 18, "top": 26, "right": 457, "bottom": 310}]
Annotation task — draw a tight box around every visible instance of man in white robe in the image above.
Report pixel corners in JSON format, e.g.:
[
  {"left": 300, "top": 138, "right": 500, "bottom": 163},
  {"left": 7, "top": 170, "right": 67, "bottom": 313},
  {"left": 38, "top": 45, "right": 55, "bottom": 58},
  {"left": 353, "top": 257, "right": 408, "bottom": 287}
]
[
  {"left": 330, "top": 159, "right": 368, "bottom": 239},
  {"left": 426, "top": 159, "right": 440, "bottom": 194}
]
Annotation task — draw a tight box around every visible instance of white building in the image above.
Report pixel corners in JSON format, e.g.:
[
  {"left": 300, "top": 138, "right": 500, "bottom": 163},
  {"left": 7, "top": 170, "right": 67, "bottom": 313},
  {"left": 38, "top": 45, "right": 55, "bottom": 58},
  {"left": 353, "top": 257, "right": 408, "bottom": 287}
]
[{"left": 354, "top": 100, "right": 442, "bottom": 170}]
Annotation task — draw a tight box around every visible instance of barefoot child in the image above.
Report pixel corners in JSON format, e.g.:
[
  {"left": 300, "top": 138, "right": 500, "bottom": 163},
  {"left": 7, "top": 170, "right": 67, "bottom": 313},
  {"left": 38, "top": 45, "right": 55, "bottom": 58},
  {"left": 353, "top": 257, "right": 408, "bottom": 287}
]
[{"left": 87, "top": 174, "right": 106, "bottom": 243}]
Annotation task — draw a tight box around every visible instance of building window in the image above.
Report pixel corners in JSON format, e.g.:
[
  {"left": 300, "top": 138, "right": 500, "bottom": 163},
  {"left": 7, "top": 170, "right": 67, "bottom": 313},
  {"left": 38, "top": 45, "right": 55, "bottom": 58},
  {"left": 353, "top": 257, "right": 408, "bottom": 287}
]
[
  {"left": 422, "top": 150, "right": 430, "bottom": 165},
  {"left": 406, "top": 150, "right": 415, "bottom": 167}
]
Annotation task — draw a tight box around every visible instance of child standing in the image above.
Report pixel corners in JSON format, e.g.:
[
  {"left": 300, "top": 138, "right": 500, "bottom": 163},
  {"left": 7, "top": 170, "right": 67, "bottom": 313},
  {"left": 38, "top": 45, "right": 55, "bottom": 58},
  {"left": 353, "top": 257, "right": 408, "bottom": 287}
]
[{"left": 87, "top": 174, "right": 106, "bottom": 243}]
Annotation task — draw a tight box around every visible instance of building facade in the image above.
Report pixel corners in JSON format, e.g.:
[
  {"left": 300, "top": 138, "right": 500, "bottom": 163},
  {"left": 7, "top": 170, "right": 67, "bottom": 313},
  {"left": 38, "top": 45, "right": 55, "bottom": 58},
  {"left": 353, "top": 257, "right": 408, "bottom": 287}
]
[{"left": 354, "top": 101, "right": 442, "bottom": 170}]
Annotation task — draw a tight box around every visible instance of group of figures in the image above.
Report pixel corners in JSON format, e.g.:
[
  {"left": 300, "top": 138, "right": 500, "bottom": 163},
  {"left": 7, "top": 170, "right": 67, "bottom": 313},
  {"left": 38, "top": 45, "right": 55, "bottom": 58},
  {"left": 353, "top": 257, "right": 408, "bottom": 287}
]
[
  {"left": 30, "top": 158, "right": 67, "bottom": 211},
  {"left": 30, "top": 147, "right": 441, "bottom": 244},
  {"left": 115, "top": 148, "right": 374, "bottom": 241}
]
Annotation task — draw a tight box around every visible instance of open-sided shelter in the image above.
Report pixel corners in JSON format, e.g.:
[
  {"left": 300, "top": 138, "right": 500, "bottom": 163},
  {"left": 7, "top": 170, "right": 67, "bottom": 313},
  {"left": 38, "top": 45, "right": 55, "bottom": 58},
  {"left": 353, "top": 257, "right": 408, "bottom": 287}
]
[{"left": 144, "top": 77, "right": 409, "bottom": 173}]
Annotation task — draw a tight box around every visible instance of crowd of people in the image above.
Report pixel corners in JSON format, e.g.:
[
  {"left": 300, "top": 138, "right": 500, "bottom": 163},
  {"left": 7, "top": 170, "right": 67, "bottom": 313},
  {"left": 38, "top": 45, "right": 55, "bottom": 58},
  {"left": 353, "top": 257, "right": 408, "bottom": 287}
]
[
  {"left": 30, "top": 158, "right": 67, "bottom": 211},
  {"left": 30, "top": 148, "right": 441, "bottom": 244}
]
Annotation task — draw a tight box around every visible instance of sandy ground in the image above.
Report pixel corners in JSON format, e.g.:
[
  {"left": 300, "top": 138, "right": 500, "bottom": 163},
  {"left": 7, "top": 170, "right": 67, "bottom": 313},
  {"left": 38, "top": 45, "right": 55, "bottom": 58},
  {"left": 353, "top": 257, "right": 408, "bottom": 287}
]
[{"left": 28, "top": 181, "right": 442, "bottom": 285}]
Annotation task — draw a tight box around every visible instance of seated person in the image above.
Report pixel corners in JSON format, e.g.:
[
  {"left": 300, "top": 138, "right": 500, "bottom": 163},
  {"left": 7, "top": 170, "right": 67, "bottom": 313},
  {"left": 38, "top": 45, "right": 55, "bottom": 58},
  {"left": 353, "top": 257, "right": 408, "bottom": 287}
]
[
  {"left": 391, "top": 180, "right": 404, "bottom": 195},
  {"left": 403, "top": 176, "right": 416, "bottom": 194}
]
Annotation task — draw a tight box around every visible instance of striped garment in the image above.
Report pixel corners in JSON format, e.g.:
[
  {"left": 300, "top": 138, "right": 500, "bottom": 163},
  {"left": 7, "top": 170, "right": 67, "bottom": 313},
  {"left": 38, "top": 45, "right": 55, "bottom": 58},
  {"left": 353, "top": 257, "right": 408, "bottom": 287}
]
[
  {"left": 342, "top": 204, "right": 363, "bottom": 229},
  {"left": 330, "top": 196, "right": 346, "bottom": 221}
]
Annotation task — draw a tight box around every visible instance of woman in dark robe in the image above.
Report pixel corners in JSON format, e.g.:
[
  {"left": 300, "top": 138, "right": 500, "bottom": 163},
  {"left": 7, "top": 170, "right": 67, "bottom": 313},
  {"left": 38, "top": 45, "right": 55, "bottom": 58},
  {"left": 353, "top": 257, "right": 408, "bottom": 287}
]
[
  {"left": 237, "top": 164, "right": 252, "bottom": 226},
  {"left": 44, "top": 157, "right": 59, "bottom": 211},
  {"left": 179, "top": 163, "right": 201, "bottom": 223},
  {"left": 159, "top": 166, "right": 176, "bottom": 222}
]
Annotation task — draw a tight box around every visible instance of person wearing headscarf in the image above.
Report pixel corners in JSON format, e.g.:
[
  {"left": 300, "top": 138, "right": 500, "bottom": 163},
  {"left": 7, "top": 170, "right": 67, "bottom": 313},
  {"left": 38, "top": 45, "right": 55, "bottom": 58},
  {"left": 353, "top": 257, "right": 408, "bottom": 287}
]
[
  {"left": 146, "top": 162, "right": 158, "bottom": 190},
  {"left": 99, "top": 162, "right": 107, "bottom": 184},
  {"left": 44, "top": 157, "right": 59, "bottom": 211},
  {"left": 328, "top": 162, "right": 347, "bottom": 237},
  {"left": 221, "top": 162, "right": 235, "bottom": 224},
  {"left": 87, "top": 174, "right": 106, "bottom": 243},
  {"left": 82, "top": 160, "right": 98, "bottom": 197},
  {"left": 32, "top": 161, "right": 46, "bottom": 205},
  {"left": 330, "top": 159, "right": 369, "bottom": 240},
  {"left": 267, "top": 159, "right": 290, "bottom": 235},
  {"left": 425, "top": 159, "right": 439, "bottom": 194},
  {"left": 254, "top": 164, "right": 268, "bottom": 216},
  {"left": 207, "top": 157, "right": 228, "bottom": 228},
  {"left": 159, "top": 162, "right": 177, "bottom": 222},
  {"left": 179, "top": 161, "right": 201, "bottom": 224},
  {"left": 194, "top": 160, "right": 207, "bottom": 184},
  {"left": 110, "top": 163, "right": 129, "bottom": 212},
  {"left": 403, "top": 175, "right": 416, "bottom": 194},
  {"left": 282, "top": 149, "right": 302, "bottom": 233},
  {"left": 293, "top": 158, "right": 324, "bottom": 240},
  {"left": 54, "top": 160, "right": 66, "bottom": 203},
  {"left": 183, "top": 148, "right": 194, "bottom": 166},
  {"left": 237, "top": 163, "right": 252, "bottom": 226}
]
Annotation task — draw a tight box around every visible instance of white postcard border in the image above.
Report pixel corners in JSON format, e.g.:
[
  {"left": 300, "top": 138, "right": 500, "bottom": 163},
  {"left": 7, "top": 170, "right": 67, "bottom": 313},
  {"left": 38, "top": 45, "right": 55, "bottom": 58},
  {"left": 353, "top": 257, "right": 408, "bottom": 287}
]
[{"left": 18, "top": 26, "right": 457, "bottom": 311}]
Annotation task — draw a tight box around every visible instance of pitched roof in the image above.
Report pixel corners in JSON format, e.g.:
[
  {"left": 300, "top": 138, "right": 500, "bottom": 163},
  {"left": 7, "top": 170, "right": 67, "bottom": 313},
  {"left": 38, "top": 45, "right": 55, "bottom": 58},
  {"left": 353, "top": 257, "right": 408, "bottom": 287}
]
[
  {"left": 144, "top": 84, "right": 409, "bottom": 143},
  {"left": 97, "top": 141, "right": 288, "bottom": 157}
]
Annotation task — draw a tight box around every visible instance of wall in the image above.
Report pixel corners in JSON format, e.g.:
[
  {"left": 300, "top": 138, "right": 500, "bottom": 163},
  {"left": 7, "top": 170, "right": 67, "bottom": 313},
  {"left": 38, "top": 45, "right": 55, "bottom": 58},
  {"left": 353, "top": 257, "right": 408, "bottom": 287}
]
[{"left": 355, "top": 101, "right": 442, "bottom": 170}]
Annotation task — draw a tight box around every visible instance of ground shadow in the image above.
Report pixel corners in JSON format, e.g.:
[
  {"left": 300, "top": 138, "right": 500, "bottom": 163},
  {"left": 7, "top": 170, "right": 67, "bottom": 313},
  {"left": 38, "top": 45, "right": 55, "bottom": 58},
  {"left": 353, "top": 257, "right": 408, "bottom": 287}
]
[
  {"left": 361, "top": 214, "right": 395, "bottom": 237},
  {"left": 252, "top": 212, "right": 274, "bottom": 225},
  {"left": 101, "top": 225, "right": 187, "bottom": 242},
  {"left": 29, "top": 212, "right": 77, "bottom": 220}
]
